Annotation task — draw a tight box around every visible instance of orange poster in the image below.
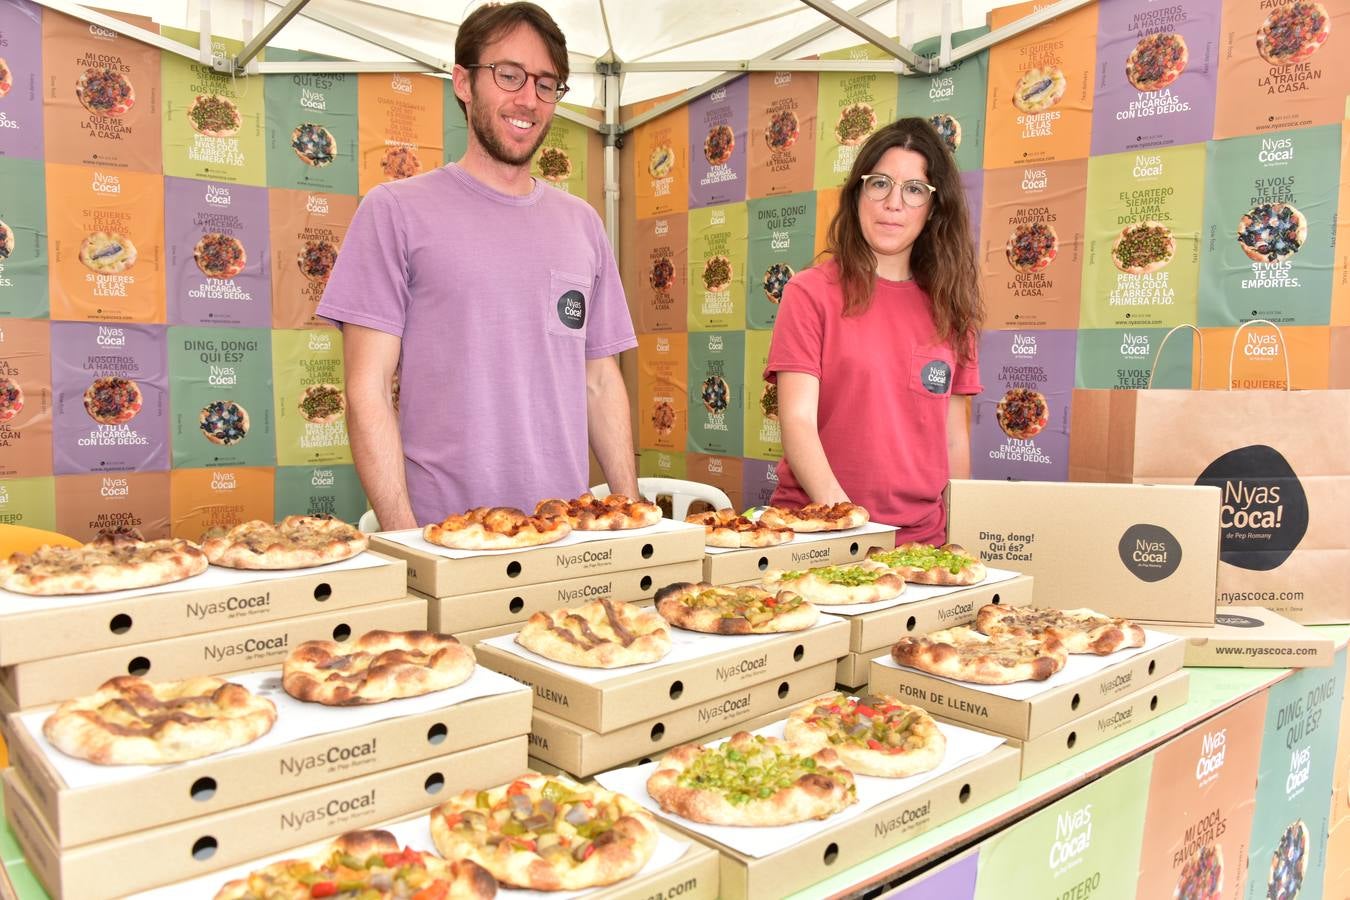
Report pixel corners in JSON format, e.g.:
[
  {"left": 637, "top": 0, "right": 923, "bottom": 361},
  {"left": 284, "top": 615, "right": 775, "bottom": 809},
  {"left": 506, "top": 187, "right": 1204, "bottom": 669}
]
[
  {"left": 814, "top": 186, "right": 841, "bottom": 258},
  {"left": 54, "top": 470, "right": 170, "bottom": 540},
  {"left": 746, "top": 70, "right": 818, "bottom": 199},
  {"left": 637, "top": 332, "right": 688, "bottom": 452},
  {"left": 631, "top": 212, "right": 688, "bottom": 333},
  {"left": 1197, "top": 324, "right": 1331, "bottom": 389},
  {"left": 269, "top": 188, "right": 358, "bottom": 329},
  {"left": 46, "top": 162, "right": 164, "bottom": 323},
  {"left": 0, "top": 319, "right": 51, "bottom": 478},
  {"left": 633, "top": 108, "right": 689, "bottom": 220},
  {"left": 985, "top": 0, "right": 1099, "bottom": 168},
  {"left": 1332, "top": 326, "right": 1350, "bottom": 388},
  {"left": 170, "top": 466, "right": 275, "bottom": 541},
  {"left": 686, "top": 453, "right": 743, "bottom": 511},
  {"left": 357, "top": 73, "right": 444, "bottom": 196}
]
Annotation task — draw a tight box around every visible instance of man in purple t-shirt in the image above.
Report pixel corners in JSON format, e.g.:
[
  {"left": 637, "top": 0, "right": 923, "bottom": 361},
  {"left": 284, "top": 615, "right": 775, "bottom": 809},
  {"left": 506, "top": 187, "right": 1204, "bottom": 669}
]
[{"left": 318, "top": 3, "right": 639, "bottom": 529}]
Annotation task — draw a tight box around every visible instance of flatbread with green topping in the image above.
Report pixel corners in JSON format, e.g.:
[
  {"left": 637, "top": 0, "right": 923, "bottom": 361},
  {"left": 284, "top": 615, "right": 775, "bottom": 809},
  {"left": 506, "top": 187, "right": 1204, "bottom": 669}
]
[
  {"left": 654, "top": 581, "right": 817, "bottom": 634},
  {"left": 763, "top": 559, "right": 905, "bottom": 605},
  {"left": 868, "top": 542, "right": 986, "bottom": 586}
]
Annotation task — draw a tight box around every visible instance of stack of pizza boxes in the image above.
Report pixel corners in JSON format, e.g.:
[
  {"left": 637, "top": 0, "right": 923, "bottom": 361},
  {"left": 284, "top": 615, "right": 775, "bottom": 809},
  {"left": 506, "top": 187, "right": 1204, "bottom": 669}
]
[{"left": 0, "top": 543, "right": 538, "bottom": 898}]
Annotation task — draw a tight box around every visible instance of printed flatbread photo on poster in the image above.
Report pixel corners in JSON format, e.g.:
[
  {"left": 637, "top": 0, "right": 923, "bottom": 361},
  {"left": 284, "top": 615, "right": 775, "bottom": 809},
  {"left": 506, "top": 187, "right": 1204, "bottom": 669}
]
[
  {"left": 161, "top": 29, "right": 265, "bottom": 185},
  {"left": 165, "top": 178, "right": 271, "bottom": 328},
  {"left": 0, "top": 0, "right": 44, "bottom": 161}
]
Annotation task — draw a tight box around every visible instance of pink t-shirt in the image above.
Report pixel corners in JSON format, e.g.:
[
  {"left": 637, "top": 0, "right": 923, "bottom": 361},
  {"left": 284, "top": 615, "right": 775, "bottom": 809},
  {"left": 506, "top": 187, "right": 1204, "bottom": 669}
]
[
  {"left": 764, "top": 262, "right": 981, "bottom": 543},
  {"left": 317, "top": 165, "right": 636, "bottom": 524}
]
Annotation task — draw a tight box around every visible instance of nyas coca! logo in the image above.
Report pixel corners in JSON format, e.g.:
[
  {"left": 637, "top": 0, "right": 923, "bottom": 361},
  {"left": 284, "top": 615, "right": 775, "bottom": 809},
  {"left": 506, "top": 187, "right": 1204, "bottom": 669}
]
[{"left": 556, "top": 291, "right": 585, "bottom": 330}]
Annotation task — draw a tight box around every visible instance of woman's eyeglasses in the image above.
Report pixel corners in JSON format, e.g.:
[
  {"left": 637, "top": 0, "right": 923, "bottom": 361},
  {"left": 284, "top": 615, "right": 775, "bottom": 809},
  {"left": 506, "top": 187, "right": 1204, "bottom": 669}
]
[{"left": 859, "top": 174, "right": 937, "bottom": 207}]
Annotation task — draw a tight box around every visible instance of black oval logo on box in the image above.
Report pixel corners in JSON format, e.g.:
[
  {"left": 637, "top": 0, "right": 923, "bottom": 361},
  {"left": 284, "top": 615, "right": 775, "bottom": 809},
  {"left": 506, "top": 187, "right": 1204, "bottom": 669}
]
[
  {"left": 1195, "top": 445, "right": 1307, "bottom": 572},
  {"left": 1117, "top": 523, "right": 1183, "bottom": 583},
  {"left": 1215, "top": 613, "right": 1265, "bottom": 629},
  {"left": 557, "top": 290, "right": 586, "bottom": 330},
  {"left": 920, "top": 360, "right": 951, "bottom": 394}
]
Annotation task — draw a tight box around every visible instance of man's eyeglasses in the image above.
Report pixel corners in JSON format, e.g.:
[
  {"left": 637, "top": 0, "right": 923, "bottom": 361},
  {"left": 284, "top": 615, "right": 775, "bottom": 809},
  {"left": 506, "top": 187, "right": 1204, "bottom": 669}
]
[
  {"left": 860, "top": 174, "right": 937, "bottom": 207},
  {"left": 464, "top": 62, "right": 569, "bottom": 104}
]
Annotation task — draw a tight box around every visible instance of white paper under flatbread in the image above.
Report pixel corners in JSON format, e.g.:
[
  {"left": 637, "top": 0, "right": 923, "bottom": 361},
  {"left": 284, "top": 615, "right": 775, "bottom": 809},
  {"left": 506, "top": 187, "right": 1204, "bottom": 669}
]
[
  {"left": 130, "top": 790, "right": 691, "bottom": 899},
  {"left": 480, "top": 613, "right": 846, "bottom": 684},
  {"left": 593, "top": 716, "right": 1005, "bottom": 859},
  {"left": 0, "top": 552, "right": 394, "bottom": 615},
  {"left": 19, "top": 666, "right": 528, "bottom": 790},
  {"left": 873, "top": 628, "right": 1179, "bottom": 700},
  {"left": 809, "top": 567, "right": 1021, "bottom": 616},
  {"left": 702, "top": 520, "right": 898, "bottom": 554},
  {"left": 376, "top": 517, "right": 702, "bottom": 559}
]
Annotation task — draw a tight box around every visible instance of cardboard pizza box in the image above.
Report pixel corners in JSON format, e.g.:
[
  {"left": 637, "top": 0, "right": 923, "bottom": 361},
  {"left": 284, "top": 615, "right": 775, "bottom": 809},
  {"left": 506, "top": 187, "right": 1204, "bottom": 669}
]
[
  {"left": 0, "top": 552, "right": 408, "bottom": 666},
  {"left": 700, "top": 522, "right": 899, "bottom": 585},
  {"left": 1151, "top": 607, "right": 1337, "bottom": 667},
  {"left": 421, "top": 557, "right": 702, "bottom": 633},
  {"left": 3, "top": 668, "right": 531, "bottom": 847},
  {"left": 0, "top": 596, "right": 426, "bottom": 708},
  {"left": 369, "top": 519, "right": 706, "bottom": 597},
  {"left": 475, "top": 616, "right": 850, "bottom": 732},
  {"left": 868, "top": 630, "right": 1186, "bottom": 740},
  {"left": 945, "top": 479, "right": 1221, "bottom": 625},
  {"left": 527, "top": 661, "right": 837, "bottom": 777},
  {"left": 449, "top": 620, "right": 534, "bottom": 649}
]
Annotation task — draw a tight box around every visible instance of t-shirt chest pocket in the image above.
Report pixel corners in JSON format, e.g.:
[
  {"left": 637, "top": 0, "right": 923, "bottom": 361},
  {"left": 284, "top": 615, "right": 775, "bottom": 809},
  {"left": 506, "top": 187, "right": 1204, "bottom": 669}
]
[
  {"left": 545, "top": 269, "right": 592, "bottom": 340},
  {"left": 909, "top": 349, "right": 955, "bottom": 399}
]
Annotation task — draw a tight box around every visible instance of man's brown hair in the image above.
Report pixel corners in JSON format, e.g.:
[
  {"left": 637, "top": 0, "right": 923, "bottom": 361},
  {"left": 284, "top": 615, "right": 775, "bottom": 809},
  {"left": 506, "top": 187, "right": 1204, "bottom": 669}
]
[{"left": 454, "top": 2, "right": 569, "bottom": 114}]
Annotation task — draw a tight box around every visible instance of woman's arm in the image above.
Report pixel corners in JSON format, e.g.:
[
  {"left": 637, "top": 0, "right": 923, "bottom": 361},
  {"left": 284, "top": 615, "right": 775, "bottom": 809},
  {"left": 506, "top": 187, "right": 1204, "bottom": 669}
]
[
  {"left": 777, "top": 371, "right": 850, "bottom": 504},
  {"left": 947, "top": 393, "right": 972, "bottom": 480}
]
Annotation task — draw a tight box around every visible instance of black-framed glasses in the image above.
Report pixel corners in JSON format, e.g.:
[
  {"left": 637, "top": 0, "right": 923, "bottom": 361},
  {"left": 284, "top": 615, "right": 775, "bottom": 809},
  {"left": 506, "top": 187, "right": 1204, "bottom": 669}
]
[
  {"left": 463, "top": 62, "right": 569, "bottom": 103},
  {"left": 860, "top": 174, "right": 937, "bottom": 207}
]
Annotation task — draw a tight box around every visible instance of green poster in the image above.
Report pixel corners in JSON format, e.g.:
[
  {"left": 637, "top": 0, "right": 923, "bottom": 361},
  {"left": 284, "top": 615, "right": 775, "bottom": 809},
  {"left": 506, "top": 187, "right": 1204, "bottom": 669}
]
[
  {"left": 814, "top": 44, "right": 899, "bottom": 191},
  {"left": 743, "top": 328, "right": 781, "bottom": 461},
  {"left": 975, "top": 755, "right": 1153, "bottom": 900},
  {"left": 444, "top": 87, "right": 468, "bottom": 163},
  {"left": 688, "top": 202, "right": 748, "bottom": 332},
  {"left": 168, "top": 327, "right": 274, "bottom": 468},
  {"left": 1079, "top": 144, "right": 1206, "bottom": 330},
  {"left": 272, "top": 328, "right": 352, "bottom": 467},
  {"left": 274, "top": 464, "right": 366, "bottom": 523},
  {"left": 687, "top": 330, "right": 745, "bottom": 457},
  {"left": 1199, "top": 124, "right": 1339, "bottom": 326},
  {"left": 532, "top": 114, "right": 587, "bottom": 198},
  {"left": 639, "top": 449, "right": 687, "bottom": 480},
  {"left": 0, "top": 156, "right": 48, "bottom": 318},
  {"left": 1245, "top": 647, "right": 1346, "bottom": 900},
  {"left": 0, "top": 476, "right": 55, "bottom": 530},
  {"left": 1075, "top": 328, "right": 1193, "bottom": 389},
  {"left": 897, "top": 27, "right": 990, "bottom": 173},
  {"left": 746, "top": 192, "right": 815, "bottom": 329},
  {"left": 264, "top": 50, "right": 358, "bottom": 195},
  {"left": 161, "top": 28, "right": 266, "bottom": 186}
]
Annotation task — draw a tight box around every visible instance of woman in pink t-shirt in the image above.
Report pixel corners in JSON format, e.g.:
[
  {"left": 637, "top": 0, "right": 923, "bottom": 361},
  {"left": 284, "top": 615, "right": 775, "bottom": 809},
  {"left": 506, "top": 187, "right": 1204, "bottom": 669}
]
[{"left": 764, "top": 118, "right": 985, "bottom": 544}]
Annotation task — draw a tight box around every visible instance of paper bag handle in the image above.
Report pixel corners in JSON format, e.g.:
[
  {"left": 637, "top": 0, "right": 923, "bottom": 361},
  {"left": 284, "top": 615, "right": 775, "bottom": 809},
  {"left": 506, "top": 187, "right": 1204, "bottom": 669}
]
[
  {"left": 1147, "top": 324, "right": 1204, "bottom": 389},
  {"left": 1228, "top": 319, "right": 1291, "bottom": 391}
]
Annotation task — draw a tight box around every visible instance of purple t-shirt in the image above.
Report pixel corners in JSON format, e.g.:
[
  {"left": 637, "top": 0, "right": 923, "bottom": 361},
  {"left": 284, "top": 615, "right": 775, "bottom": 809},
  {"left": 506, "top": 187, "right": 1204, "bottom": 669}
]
[{"left": 317, "top": 165, "right": 637, "bottom": 524}]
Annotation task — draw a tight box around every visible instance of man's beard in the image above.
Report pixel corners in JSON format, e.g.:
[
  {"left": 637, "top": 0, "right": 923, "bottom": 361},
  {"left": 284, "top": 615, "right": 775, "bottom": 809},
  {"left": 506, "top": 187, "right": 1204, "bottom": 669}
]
[{"left": 470, "top": 86, "right": 551, "bottom": 166}]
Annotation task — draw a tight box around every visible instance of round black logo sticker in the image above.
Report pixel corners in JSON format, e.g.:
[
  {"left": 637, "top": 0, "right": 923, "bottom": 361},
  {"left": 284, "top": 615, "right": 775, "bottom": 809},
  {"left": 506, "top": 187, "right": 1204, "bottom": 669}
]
[
  {"left": 1195, "top": 445, "right": 1308, "bottom": 572},
  {"left": 1215, "top": 613, "right": 1265, "bottom": 629},
  {"left": 920, "top": 360, "right": 951, "bottom": 395},
  {"left": 1117, "top": 523, "right": 1183, "bottom": 583},
  {"left": 557, "top": 290, "right": 586, "bottom": 330}
]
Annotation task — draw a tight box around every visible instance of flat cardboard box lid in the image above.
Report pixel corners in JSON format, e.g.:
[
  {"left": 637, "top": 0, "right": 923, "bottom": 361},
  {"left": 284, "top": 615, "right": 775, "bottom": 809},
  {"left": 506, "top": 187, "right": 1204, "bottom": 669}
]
[
  {"left": 701, "top": 522, "right": 898, "bottom": 584},
  {"left": 1152, "top": 607, "right": 1336, "bottom": 667}
]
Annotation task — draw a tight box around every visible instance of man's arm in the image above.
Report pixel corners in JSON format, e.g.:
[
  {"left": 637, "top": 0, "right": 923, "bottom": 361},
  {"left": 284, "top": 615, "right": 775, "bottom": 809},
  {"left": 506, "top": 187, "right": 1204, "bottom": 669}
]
[
  {"left": 585, "top": 355, "right": 639, "bottom": 498},
  {"left": 344, "top": 324, "right": 416, "bottom": 530},
  {"left": 947, "top": 393, "right": 972, "bottom": 480}
]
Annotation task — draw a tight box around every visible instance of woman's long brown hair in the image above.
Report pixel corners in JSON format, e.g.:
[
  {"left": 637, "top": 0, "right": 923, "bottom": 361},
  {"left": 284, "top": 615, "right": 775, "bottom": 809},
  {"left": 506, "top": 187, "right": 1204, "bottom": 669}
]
[{"left": 825, "top": 117, "right": 984, "bottom": 362}]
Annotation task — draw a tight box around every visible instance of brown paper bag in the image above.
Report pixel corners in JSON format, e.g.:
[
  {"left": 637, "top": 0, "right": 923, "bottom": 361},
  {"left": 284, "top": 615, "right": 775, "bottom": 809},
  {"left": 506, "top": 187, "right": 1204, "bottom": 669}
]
[{"left": 1070, "top": 323, "right": 1350, "bottom": 623}]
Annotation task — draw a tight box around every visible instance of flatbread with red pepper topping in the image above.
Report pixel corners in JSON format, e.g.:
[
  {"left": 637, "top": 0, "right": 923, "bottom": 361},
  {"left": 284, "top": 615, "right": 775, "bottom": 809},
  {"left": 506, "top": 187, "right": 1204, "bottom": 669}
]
[
  {"left": 533, "top": 493, "right": 662, "bottom": 530},
  {"left": 76, "top": 67, "right": 136, "bottom": 117},
  {"left": 996, "top": 387, "right": 1049, "bottom": 440},
  {"left": 654, "top": 581, "right": 817, "bottom": 634},
  {"left": 1126, "top": 33, "right": 1189, "bottom": 92},
  {"left": 758, "top": 502, "right": 869, "bottom": 532},
  {"left": 299, "top": 383, "right": 346, "bottom": 424},
  {"left": 1006, "top": 222, "right": 1058, "bottom": 274},
  {"left": 0, "top": 377, "right": 23, "bottom": 425},
  {"left": 83, "top": 376, "right": 142, "bottom": 425},
  {"left": 1113, "top": 221, "right": 1175, "bottom": 274},
  {"left": 1257, "top": 1, "right": 1331, "bottom": 66},
  {"left": 0, "top": 59, "right": 11, "bottom": 99},
  {"left": 765, "top": 109, "right": 799, "bottom": 151},
  {"left": 704, "top": 124, "right": 735, "bottom": 165},
  {"left": 784, "top": 692, "right": 946, "bottom": 777},
  {"left": 1175, "top": 841, "right": 1223, "bottom": 900},
  {"left": 685, "top": 508, "right": 793, "bottom": 548},
  {"left": 891, "top": 625, "right": 1068, "bottom": 684},
  {"left": 194, "top": 233, "right": 247, "bottom": 279},
  {"left": 424, "top": 507, "right": 572, "bottom": 551},
  {"left": 298, "top": 238, "right": 340, "bottom": 283},
  {"left": 516, "top": 598, "right": 672, "bottom": 668}
]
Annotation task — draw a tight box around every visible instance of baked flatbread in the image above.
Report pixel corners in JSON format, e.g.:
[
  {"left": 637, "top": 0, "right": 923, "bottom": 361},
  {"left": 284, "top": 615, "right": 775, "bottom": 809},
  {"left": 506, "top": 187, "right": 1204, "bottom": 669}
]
[
  {"left": 201, "top": 515, "right": 368, "bottom": 570},
  {"left": 84, "top": 375, "right": 142, "bottom": 425},
  {"left": 891, "top": 626, "right": 1068, "bottom": 684},
  {"left": 1006, "top": 221, "right": 1057, "bottom": 274},
  {"left": 764, "top": 560, "right": 905, "bottom": 605},
  {"left": 199, "top": 400, "right": 249, "bottom": 446},
  {"left": 1238, "top": 202, "right": 1306, "bottom": 263},
  {"left": 76, "top": 67, "right": 136, "bottom": 116},
  {"left": 291, "top": 122, "right": 337, "bottom": 167},
  {"left": 534, "top": 493, "right": 661, "bottom": 530},
  {"left": 1113, "top": 221, "right": 1176, "bottom": 274},
  {"left": 515, "top": 599, "right": 671, "bottom": 668},
  {"left": 424, "top": 506, "right": 572, "bottom": 551},
  {"left": 758, "top": 502, "right": 868, "bottom": 533},
  {"left": 299, "top": 383, "right": 345, "bottom": 424},
  {"left": 975, "top": 604, "right": 1146, "bottom": 655},
  {"left": 194, "top": 233, "right": 247, "bottom": 279},
  {"left": 655, "top": 581, "right": 817, "bottom": 634},
  {"left": 1257, "top": 2, "right": 1330, "bottom": 66},
  {"left": 1012, "top": 67, "right": 1066, "bottom": 112},
  {"left": 685, "top": 508, "right": 793, "bottom": 548},
  {"left": 1175, "top": 842, "right": 1223, "bottom": 900},
  {"left": 0, "top": 533, "right": 207, "bottom": 596},
  {"left": 79, "top": 231, "right": 137, "bottom": 274},
  {"left": 869, "top": 543, "right": 987, "bottom": 586},
  {"left": 283, "top": 630, "right": 475, "bottom": 706},
  {"left": 188, "top": 94, "right": 241, "bottom": 137},
  {"left": 1125, "top": 33, "right": 1189, "bottom": 91},
  {"left": 996, "top": 387, "right": 1050, "bottom": 440},
  {"left": 0, "top": 377, "right": 24, "bottom": 424},
  {"left": 784, "top": 692, "right": 946, "bottom": 777}
]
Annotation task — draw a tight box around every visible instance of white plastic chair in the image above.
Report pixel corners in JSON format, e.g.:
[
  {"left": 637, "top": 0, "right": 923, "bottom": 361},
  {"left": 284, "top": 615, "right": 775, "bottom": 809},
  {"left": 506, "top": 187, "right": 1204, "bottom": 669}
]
[
  {"left": 590, "top": 477, "right": 732, "bottom": 521},
  {"left": 358, "top": 508, "right": 381, "bottom": 534}
]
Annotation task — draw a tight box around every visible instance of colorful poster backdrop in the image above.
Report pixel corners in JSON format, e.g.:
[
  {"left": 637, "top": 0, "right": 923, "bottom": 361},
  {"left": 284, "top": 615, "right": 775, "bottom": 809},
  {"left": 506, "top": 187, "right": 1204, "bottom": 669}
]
[
  {"left": 962, "top": 169, "right": 984, "bottom": 249},
  {"left": 637, "top": 332, "right": 687, "bottom": 453},
  {"left": 0, "top": 156, "right": 49, "bottom": 318},
  {"left": 0, "top": 476, "right": 54, "bottom": 529},
  {"left": 1091, "top": 0, "right": 1221, "bottom": 154},
  {"left": 1334, "top": 122, "right": 1350, "bottom": 327},
  {"left": 42, "top": 10, "right": 160, "bottom": 172},
  {"left": 1332, "top": 326, "right": 1350, "bottom": 388},
  {"left": 971, "top": 329, "right": 1075, "bottom": 481},
  {"left": 631, "top": 212, "right": 687, "bottom": 333},
  {"left": 51, "top": 321, "right": 167, "bottom": 474},
  {"left": 356, "top": 73, "right": 443, "bottom": 196},
  {"left": 264, "top": 50, "right": 358, "bottom": 195},
  {"left": 1198, "top": 124, "right": 1339, "bottom": 326},
  {"left": 0, "top": 318, "right": 51, "bottom": 477},
  {"left": 1196, "top": 324, "right": 1330, "bottom": 389},
  {"left": 1324, "top": 650, "right": 1350, "bottom": 896},
  {"left": 633, "top": 108, "right": 689, "bottom": 219},
  {"left": 164, "top": 178, "right": 271, "bottom": 327},
  {"left": 746, "top": 69, "right": 818, "bottom": 199},
  {"left": 274, "top": 464, "right": 365, "bottom": 523},
  {"left": 687, "top": 330, "right": 744, "bottom": 457},
  {"left": 1213, "top": 0, "right": 1350, "bottom": 138},
  {"left": 814, "top": 44, "right": 899, "bottom": 190},
  {"left": 443, "top": 87, "right": 468, "bottom": 162},
  {"left": 687, "top": 453, "right": 743, "bottom": 510},
  {"left": 638, "top": 449, "right": 686, "bottom": 480},
  {"left": 898, "top": 27, "right": 991, "bottom": 173},
  {"left": 273, "top": 327, "right": 351, "bottom": 466},
  {"left": 688, "top": 202, "right": 748, "bottom": 332},
  {"left": 168, "top": 326, "right": 273, "bottom": 468},
  {"left": 746, "top": 192, "right": 815, "bottom": 330},
  {"left": 742, "top": 328, "right": 780, "bottom": 461},
  {"left": 47, "top": 162, "right": 164, "bottom": 323},
  {"left": 532, "top": 114, "right": 588, "bottom": 197},
  {"left": 1079, "top": 143, "right": 1206, "bottom": 329},
  {"left": 269, "top": 188, "right": 357, "bottom": 329},
  {"left": 985, "top": 0, "right": 1099, "bottom": 167},
  {"left": 885, "top": 852, "right": 977, "bottom": 899},
  {"left": 980, "top": 158, "right": 1088, "bottom": 330},
  {"left": 742, "top": 458, "right": 778, "bottom": 509},
  {"left": 55, "top": 470, "right": 169, "bottom": 540},
  {"left": 170, "top": 465, "right": 273, "bottom": 541},
  {"left": 0, "top": 0, "right": 44, "bottom": 161},
  {"left": 688, "top": 76, "right": 749, "bottom": 209},
  {"left": 161, "top": 28, "right": 266, "bottom": 186},
  {"left": 1075, "top": 327, "right": 1195, "bottom": 389}
]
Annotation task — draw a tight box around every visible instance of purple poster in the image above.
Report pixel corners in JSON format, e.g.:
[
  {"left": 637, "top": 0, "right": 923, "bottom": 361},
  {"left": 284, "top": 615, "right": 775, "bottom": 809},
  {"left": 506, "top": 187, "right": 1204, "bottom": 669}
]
[
  {"left": 52, "top": 322, "right": 168, "bottom": 474},
  {"left": 961, "top": 168, "right": 984, "bottom": 250},
  {"left": 164, "top": 177, "right": 272, "bottom": 327},
  {"left": 0, "top": 0, "right": 45, "bottom": 160},
  {"left": 1090, "top": 0, "right": 1220, "bottom": 154},
  {"left": 970, "top": 329, "right": 1074, "bottom": 482},
  {"left": 742, "top": 457, "right": 779, "bottom": 508},
  {"left": 688, "top": 75, "right": 749, "bottom": 209},
  {"left": 879, "top": 852, "right": 978, "bottom": 899}
]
